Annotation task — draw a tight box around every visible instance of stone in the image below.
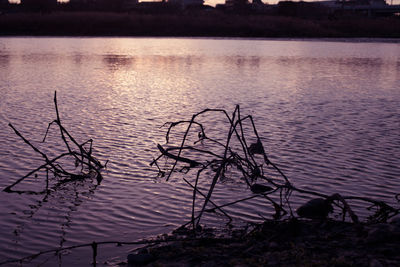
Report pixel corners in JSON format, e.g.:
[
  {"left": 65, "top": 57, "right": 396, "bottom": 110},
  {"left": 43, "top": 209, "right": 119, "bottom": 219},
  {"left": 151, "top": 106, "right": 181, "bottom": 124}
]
[
  {"left": 296, "top": 198, "right": 333, "bottom": 219},
  {"left": 137, "top": 248, "right": 149, "bottom": 254},
  {"left": 369, "top": 258, "right": 383, "bottom": 267},
  {"left": 250, "top": 184, "right": 273, "bottom": 194},
  {"left": 127, "top": 253, "right": 155, "bottom": 266},
  {"left": 268, "top": 242, "right": 279, "bottom": 250},
  {"left": 366, "top": 224, "right": 392, "bottom": 244},
  {"left": 248, "top": 141, "right": 264, "bottom": 155},
  {"left": 389, "top": 214, "right": 400, "bottom": 229}
]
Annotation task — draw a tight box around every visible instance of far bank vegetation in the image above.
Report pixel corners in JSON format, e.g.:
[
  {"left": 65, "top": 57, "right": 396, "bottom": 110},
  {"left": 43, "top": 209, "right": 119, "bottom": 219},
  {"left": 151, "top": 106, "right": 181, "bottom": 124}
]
[
  {"left": 0, "top": 11, "right": 400, "bottom": 37},
  {"left": 0, "top": 0, "right": 399, "bottom": 38}
]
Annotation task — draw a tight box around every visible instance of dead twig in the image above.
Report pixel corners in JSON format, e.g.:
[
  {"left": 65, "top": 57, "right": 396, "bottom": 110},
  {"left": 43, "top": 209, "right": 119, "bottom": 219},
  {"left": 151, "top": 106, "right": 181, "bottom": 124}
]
[
  {"left": 4, "top": 91, "right": 105, "bottom": 193},
  {"left": 152, "top": 105, "right": 400, "bottom": 228}
]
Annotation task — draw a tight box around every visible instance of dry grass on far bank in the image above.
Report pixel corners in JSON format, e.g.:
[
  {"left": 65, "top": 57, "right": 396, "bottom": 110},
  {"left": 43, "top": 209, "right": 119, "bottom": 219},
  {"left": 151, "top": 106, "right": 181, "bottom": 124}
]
[{"left": 0, "top": 12, "right": 400, "bottom": 38}]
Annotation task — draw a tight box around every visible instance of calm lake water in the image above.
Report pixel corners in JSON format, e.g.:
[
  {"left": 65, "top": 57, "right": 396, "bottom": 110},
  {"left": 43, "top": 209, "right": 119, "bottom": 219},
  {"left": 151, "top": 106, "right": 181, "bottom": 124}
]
[{"left": 0, "top": 37, "right": 399, "bottom": 266}]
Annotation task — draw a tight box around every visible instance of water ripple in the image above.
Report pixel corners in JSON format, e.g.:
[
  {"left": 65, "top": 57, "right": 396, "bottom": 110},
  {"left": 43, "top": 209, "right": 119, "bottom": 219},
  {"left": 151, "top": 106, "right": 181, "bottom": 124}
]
[{"left": 0, "top": 37, "right": 400, "bottom": 265}]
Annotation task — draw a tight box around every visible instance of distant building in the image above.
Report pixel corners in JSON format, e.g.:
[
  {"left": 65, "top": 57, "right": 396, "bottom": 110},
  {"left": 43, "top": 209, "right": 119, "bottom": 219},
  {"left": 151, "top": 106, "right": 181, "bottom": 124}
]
[
  {"left": 122, "top": 0, "right": 139, "bottom": 9},
  {"left": 129, "top": 1, "right": 178, "bottom": 13},
  {"left": 21, "top": 0, "right": 57, "bottom": 5},
  {"left": 225, "top": 0, "right": 249, "bottom": 7},
  {"left": 68, "top": 0, "right": 138, "bottom": 11},
  {"left": 168, "top": 0, "right": 204, "bottom": 9},
  {"left": 0, "top": 0, "right": 9, "bottom": 12},
  {"left": 310, "top": 0, "right": 394, "bottom": 17},
  {"left": 21, "top": 0, "right": 58, "bottom": 11},
  {"left": 68, "top": 0, "right": 96, "bottom": 4},
  {"left": 67, "top": 0, "right": 95, "bottom": 10},
  {"left": 318, "top": 0, "right": 387, "bottom": 7}
]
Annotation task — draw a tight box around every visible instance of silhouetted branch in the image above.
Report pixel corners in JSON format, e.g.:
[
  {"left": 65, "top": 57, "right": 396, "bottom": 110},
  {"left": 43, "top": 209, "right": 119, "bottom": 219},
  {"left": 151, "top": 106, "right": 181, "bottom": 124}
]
[
  {"left": 183, "top": 178, "right": 232, "bottom": 224},
  {"left": 3, "top": 91, "right": 106, "bottom": 193},
  {"left": 152, "top": 105, "right": 400, "bottom": 229},
  {"left": 157, "top": 144, "right": 201, "bottom": 167}
]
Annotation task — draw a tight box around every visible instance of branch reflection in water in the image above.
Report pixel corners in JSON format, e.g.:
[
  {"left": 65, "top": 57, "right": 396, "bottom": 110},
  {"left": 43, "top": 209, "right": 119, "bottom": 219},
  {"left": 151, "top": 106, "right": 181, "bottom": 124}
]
[{"left": 2, "top": 91, "right": 106, "bottom": 266}]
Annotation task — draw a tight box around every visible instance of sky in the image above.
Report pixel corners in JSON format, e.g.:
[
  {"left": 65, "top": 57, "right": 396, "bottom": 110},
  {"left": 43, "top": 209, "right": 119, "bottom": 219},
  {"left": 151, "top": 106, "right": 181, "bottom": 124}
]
[{"left": 7, "top": 0, "right": 400, "bottom": 7}]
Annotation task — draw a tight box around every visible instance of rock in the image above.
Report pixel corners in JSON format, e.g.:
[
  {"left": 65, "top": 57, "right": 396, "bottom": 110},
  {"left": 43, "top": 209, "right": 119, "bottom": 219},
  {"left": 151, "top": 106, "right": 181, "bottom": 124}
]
[
  {"left": 268, "top": 242, "right": 279, "bottom": 250},
  {"left": 369, "top": 258, "right": 383, "bottom": 267},
  {"left": 250, "top": 184, "right": 273, "bottom": 194},
  {"left": 389, "top": 214, "right": 400, "bottom": 228},
  {"left": 248, "top": 141, "right": 264, "bottom": 155},
  {"left": 137, "top": 248, "right": 149, "bottom": 254},
  {"left": 296, "top": 198, "right": 333, "bottom": 219},
  {"left": 167, "top": 241, "right": 183, "bottom": 250},
  {"left": 366, "top": 224, "right": 392, "bottom": 244},
  {"left": 127, "top": 253, "right": 155, "bottom": 266}
]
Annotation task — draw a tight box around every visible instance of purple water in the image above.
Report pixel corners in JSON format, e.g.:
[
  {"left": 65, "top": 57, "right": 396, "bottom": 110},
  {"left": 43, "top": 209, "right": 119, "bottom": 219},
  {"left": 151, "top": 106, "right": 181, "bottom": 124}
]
[{"left": 0, "top": 37, "right": 399, "bottom": 266}]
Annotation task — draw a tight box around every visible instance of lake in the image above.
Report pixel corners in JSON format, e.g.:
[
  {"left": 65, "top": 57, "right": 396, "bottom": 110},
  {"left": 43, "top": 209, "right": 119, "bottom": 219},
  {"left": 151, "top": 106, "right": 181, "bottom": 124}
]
[{"left": 0, "top": 37, "right": 399, "bottom": 266}]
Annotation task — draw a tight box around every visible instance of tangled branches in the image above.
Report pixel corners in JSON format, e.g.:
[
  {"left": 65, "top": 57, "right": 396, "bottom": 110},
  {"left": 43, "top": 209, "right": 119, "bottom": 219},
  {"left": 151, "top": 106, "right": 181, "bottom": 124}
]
[
  {"left": 3, "top": 91, "right": 106, "bottom": 194},
  {"left": 152, "top": 105, "right": 399, "bottom": 228}
]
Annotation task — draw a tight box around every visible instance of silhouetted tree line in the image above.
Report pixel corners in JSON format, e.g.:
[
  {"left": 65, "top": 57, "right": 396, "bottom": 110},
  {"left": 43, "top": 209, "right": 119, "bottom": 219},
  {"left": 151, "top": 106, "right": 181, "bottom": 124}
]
[
  {"left": 0, "top": 0, "right": 396, "bottom": 18},
  {"left": 0, "top": 0, "right": 133, "bottom": 13},
  {"left": 0, "top": 0, "right": 10, "bottom": 10},
  {"left": 20, "top": 0, "right": 57, "bottom": 12},
  {"left": 276, "top": 1, "right": 331, "bottom": 19},
  {"left": 68, "top": 0, "right": 127, "bottom": 12}
]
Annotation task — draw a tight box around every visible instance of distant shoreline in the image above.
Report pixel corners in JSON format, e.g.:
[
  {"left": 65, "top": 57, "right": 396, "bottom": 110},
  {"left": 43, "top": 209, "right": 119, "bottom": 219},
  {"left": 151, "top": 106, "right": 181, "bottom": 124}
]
[
  {"left": 1, "top": 35, "right": 400, "bottom": 43},
  {"left": 1, "top": 12, "right": 400, "bottom": 38}
]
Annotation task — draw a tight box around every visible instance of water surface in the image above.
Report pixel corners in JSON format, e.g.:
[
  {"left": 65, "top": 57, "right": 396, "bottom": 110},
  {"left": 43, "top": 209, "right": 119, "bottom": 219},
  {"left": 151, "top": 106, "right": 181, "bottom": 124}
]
[{"left": 0, "top": 37, "right": 399, "bottom": 266}]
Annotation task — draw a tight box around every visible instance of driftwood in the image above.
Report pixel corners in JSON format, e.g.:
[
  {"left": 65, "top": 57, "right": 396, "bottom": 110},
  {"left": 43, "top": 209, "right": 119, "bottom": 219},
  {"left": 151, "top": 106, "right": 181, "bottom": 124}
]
[
  {"left": 3, "top": 91, "right": 106, "bottom": 194},
  {"left": 151, "top": 105, "right": 400, "bottom": 228}
]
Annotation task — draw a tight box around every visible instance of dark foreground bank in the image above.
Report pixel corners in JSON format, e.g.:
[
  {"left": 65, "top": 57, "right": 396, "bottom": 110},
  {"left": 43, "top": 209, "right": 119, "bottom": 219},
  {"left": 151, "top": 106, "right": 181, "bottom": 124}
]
[
  {"left": 1, "top": 12, "right": 400, "bottom": 38},
  {"left": 125, "top": 218, "right": 400, "bottom": 266}
]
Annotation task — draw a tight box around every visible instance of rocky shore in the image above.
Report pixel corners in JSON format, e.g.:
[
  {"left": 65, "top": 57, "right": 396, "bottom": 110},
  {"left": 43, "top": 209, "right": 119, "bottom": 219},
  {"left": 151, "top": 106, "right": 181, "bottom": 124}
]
[{"left": 125, "top": 218, "right": 400, "bottom": 266}]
